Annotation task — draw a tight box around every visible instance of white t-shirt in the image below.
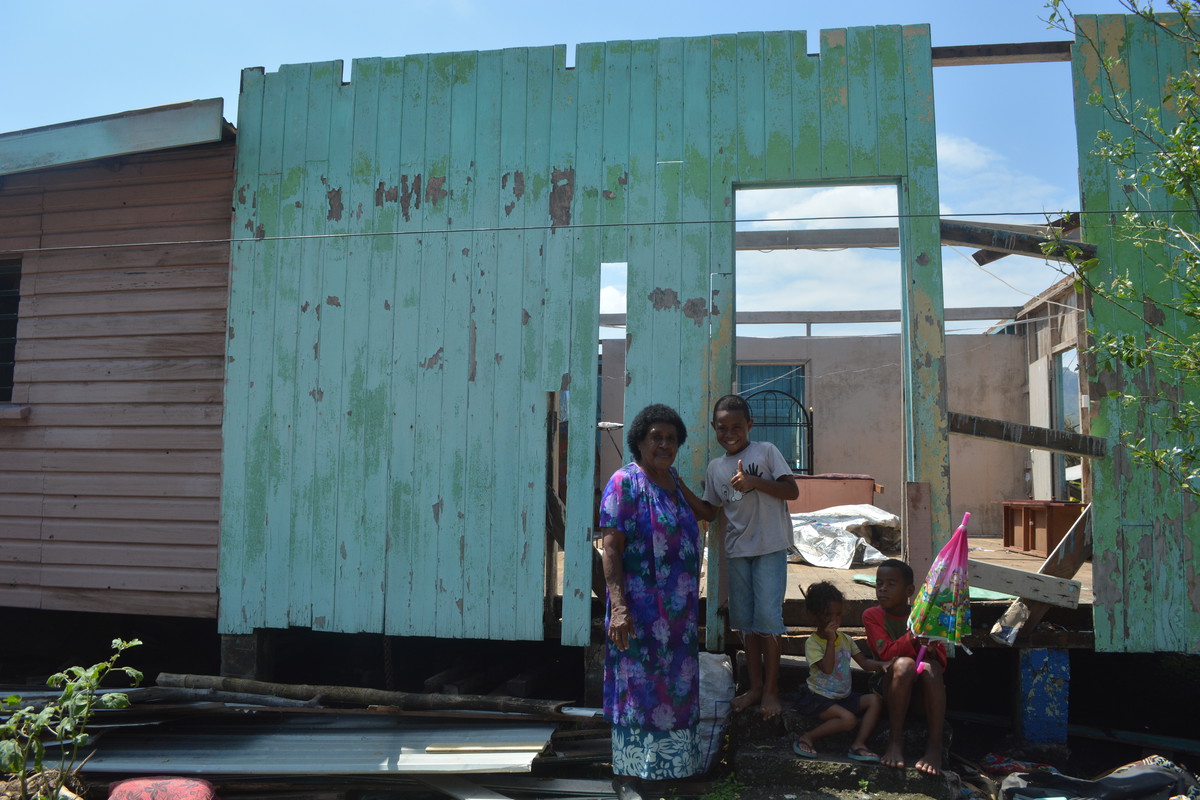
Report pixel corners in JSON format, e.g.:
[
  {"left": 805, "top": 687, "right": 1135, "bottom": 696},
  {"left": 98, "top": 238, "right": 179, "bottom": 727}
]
[{"left": 702, "top": 440, "right": 794, "bottom": 558}]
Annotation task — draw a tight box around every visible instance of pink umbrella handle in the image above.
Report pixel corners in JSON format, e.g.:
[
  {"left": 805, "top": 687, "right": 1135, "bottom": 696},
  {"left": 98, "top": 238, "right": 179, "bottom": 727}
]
[{"left": 915, "top": 644, "right": 928, "bottom": 674}]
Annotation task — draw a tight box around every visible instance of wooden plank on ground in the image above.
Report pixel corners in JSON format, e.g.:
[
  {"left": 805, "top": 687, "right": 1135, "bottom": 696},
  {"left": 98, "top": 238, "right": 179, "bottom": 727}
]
[
  {"left": 968, "top": 559, "right": 1080, "bottom": 609},
  {"left": 948, "top": 411, "right": 1107, "bottom": 458},
  {"left": 991, "top": 506, "right": 1092, "bottom": 645}
]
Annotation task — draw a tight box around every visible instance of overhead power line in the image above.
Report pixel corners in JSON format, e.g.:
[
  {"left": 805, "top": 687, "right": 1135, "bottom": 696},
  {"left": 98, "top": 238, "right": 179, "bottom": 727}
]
[{"left": 2, "top": 207, "right": 1190, "bottom": 257}]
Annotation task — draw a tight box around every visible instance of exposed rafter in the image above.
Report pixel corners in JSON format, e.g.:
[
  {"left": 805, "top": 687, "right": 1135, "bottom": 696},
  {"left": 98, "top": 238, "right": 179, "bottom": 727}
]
[
  {"left": 734, "top": 218, "right": 1096, "bottom": 264},
  {"left": 949, "top": 411, "right": 1107, "bottom": 458},
  {"left": 931, "top": 41, "right": 1072, "bottom": 66},
  {"left": 598, "top": 307, "right": 1020, "bottom": 328}
]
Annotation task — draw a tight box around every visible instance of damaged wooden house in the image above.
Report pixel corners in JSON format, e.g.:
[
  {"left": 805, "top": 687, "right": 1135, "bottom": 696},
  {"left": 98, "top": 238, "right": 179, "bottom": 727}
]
[{"left": 0, "top": 13, "right": 1196, "bottom": 737}]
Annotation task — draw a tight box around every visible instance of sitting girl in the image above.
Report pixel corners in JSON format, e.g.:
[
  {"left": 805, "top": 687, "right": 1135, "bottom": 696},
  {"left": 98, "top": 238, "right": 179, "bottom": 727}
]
[{"left": 793, "top": 581, "right": 892, "bottom": 763}]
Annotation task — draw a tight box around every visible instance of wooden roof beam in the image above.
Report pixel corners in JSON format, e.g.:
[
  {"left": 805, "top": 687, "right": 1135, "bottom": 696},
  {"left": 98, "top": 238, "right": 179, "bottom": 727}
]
[
  {"left": 736, "top": 219, "right": 1091, "bottom": 263},
  {"left": 598, "top": 306, "right": 1021, "bottom": 328},
  {"left": 931, "top": 41, "right": 1072, "bottom": 66},
  {"left": 941, "top": 218, "right": 1096, "bottom": 264},
  {"left": 970, "top": 214, "right": 1085, "bottom": 266},
  {"left": 737, "top": 228, "right": 899, "bottom": 250},
  {"left": 949, "top": 411, "right": 1107, "bottom": 458}
]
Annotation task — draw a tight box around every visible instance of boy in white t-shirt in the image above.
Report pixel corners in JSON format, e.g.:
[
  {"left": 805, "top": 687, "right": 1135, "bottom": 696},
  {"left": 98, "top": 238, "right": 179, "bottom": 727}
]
[{"left": 702, "top": 394, "right": 799, "bottom": 717}]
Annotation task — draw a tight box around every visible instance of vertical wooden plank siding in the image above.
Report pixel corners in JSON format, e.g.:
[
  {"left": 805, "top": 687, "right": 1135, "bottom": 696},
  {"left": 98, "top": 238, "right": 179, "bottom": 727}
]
[
  {"left": 1074, "top": 15, "right": 1200, "bottom": 654},
  {"left": 898, "top": 25, "right": 951, "bottom": 543},
  {"left": 222, "top": 27, "right": 947, "bottom": 643},
  {"left": 464, "top": 48, "right": 503, "bottom": 640},
  {"left": 269, "top": 63, "right": 312, "bottom": 630},
  {"left": 1146, "top": 17, "right": 1196, "bottom": 654},
  {"left": 0, "top": 141, "right": 234, "bottom": 618},
  {"left": 221, "top": 69, "right": 264, "bottom": 630},
  {"left": 387, "top": 53, "right": 429, "bottom": 637},
  {"left": 485, "top": 46, "right": 526, "bottom": 640}
]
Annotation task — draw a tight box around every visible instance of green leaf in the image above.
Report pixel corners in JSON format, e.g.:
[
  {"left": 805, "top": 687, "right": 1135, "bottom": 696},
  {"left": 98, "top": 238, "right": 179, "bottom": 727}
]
[{"left": 96, "top": 693, "right": 131, "bottom": 710}]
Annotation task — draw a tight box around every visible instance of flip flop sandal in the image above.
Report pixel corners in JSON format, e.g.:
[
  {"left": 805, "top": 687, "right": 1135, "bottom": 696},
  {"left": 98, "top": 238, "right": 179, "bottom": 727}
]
[
  {"left": 792, "top": 740, "right": 818, "bottom": 759},
  {"left": 847, "top": 747, "right": 881, "bottom": 763}
]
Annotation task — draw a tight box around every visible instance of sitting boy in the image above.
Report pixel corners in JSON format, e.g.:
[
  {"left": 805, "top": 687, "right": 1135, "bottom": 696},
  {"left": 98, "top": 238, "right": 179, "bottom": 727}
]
[{"left": 861, "top": 558, "right": 947, "bottom": 776}]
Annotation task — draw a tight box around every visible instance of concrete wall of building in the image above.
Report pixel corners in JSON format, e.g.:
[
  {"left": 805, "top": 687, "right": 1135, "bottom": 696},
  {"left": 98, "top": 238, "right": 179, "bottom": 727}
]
[{"left": 601, "top": 332, "right": 1028, "bottom": 537}]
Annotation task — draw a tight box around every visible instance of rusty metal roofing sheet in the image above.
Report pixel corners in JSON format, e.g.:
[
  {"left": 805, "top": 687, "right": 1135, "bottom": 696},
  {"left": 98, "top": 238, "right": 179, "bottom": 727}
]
[{"left": 80, "top": 714, "right": 555, "bottom": 775}]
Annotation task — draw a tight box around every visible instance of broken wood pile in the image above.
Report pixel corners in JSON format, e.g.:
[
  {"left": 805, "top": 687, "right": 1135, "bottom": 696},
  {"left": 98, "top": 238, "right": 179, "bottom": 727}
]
[{"left": 56, "top": 672, "right": 625, "bottom": 800}]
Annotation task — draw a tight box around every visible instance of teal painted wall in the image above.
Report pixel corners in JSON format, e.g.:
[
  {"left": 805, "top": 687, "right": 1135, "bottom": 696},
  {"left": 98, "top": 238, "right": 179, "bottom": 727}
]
[
  {"left": 220, "top": 27, "right": 949, "bottom": 643},
  {"left": 1074, "top": 15, "right": 1200, "bottom": 654}
]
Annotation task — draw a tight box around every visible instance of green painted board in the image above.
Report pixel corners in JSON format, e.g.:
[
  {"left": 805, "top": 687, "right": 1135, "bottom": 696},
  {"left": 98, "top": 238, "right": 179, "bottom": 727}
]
[
  {"left": 1072, "top": 14, "right": 1200, "bottom": 654},
  {"left": 221, "top": 27, "right": 949, "bottom": 646}
]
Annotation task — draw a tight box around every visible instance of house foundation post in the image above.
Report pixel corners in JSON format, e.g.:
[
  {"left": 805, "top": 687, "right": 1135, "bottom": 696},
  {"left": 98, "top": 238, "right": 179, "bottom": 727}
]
[
  {"left": 220, "top": 630, "right": 277, "bottom": 680},
  {"left": 1015, "top": 647, "right": 1070, "bottom": 746}
]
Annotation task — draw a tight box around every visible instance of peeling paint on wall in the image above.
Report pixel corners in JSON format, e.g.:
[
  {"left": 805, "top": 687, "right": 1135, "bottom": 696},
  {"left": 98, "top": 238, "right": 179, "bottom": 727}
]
[
  {"left": 326, "top": 188, "right": 343, "bottom": 221},
  {"left": 549, "top": 167, "right": 574, "bottom": 227},
  {"left": 221, "top": 26, "right": 950, "bottom": 645},
  {"left": 648, "top": 287, "right": 680, "bottom": 311},
  {"left": 1017, "top": 648, "right": 1069, "bottom": 745},
  {"left": 375, "top": 182, "right": 399, "bottom": 206},
  {"left": 420, "top": 347, "right": 445, "bottom": 370},
  {"left": 425, "top": 176, "right": 448, "bottom": 206},
  {"left": 682, "top": 297, "right": 708, "bottom": 326}
]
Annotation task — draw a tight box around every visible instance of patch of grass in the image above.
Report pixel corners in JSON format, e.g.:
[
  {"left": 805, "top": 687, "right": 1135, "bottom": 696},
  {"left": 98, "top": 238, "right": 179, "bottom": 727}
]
[{"left": 702, "top": 773, "right": 745, "bottom": 800}]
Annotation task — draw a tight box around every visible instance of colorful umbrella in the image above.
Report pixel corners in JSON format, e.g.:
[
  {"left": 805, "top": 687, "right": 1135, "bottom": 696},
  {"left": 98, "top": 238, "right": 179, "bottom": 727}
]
[{"left": 908, "top": 511, "right": 972, "bottom": 672}]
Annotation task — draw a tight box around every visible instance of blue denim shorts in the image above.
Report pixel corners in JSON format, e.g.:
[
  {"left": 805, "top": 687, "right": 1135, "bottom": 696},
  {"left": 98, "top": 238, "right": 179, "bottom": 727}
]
[{"left": 727, "top": 549, "right": 787, "bottom": 635}]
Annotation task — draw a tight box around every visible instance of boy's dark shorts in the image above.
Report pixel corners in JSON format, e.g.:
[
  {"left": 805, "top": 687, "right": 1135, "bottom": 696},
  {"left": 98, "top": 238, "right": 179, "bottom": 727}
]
[{"left": 794, "top": 686, "right": 867, "bottom": 717}]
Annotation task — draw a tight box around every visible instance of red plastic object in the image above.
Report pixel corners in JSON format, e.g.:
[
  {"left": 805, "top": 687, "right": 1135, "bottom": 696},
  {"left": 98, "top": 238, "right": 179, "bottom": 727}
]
[{"left": 109, "top": 777, "right": 219, "bottom": 800}]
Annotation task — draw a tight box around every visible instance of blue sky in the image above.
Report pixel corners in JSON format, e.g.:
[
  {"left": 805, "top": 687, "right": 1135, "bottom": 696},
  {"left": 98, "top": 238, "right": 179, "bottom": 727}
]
[{"left": 6, "top": 0, "right": 1134, "bottom": 334}]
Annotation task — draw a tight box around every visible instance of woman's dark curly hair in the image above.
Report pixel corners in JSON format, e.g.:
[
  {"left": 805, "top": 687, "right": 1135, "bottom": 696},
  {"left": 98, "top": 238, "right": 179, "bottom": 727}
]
[
  {"left": 626, "top": 403, "right": 688, "bottom": 462},
  {"left": 804, "top": 581, "right": 844, "bottom": 619}
]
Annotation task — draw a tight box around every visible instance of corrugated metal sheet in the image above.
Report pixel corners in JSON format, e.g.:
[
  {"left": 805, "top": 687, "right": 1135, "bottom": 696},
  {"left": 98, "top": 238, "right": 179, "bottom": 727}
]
[
  {"left": 0, "top": 99, "right": 225, "bottom": 176},
  {"left": 80, "top": 715, "right": 555, "bottom": 775},
  {"left": 0, "top": 140, "right": 234, "bottom": 618},
  {"left": 1073, "top": 15, "right": 1200, "bottom": 654},
  {"left": 222, "top": 27, "right": 949, "bottom": 645}
]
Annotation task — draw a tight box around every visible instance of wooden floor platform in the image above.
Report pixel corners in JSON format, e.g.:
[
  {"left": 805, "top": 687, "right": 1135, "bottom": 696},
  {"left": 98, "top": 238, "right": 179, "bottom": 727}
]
[{"left": 784, "top": 535, "right": 1094, "bottom": 605}]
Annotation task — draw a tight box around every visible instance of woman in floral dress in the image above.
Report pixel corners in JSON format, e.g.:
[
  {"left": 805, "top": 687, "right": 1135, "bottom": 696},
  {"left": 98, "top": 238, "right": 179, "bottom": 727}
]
[{"left": 600, "top": 404, "right": 716, "bottom": 799}]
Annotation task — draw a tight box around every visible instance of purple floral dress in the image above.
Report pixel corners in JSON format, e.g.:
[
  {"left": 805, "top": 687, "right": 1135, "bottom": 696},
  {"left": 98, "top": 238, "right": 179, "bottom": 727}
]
[{"left": 600, "top": 462, "right": 701, "bottom": 773}]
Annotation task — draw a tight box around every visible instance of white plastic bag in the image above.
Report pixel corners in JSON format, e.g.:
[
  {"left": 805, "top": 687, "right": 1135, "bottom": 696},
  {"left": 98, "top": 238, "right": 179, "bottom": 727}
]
[{"left": 696, "top": 652, "right": 734, "bottom": 772}]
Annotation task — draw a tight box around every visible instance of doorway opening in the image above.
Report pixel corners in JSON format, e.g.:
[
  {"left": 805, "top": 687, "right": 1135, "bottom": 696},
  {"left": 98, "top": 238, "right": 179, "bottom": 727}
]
[{"left": 733, "top": 184, "right": 903, "bottom": 512}]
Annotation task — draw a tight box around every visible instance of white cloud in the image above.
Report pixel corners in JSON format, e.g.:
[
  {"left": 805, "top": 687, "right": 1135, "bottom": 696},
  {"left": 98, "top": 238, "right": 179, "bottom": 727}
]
[
  {"left": 736, "top": 248, "right": 902, "bottom": 315},
  {"left": 721, "top": 145, "right": 1078, "bottom": 333},
  {"left": 737, "top": 185, "right": 900, "bottom": 230},
  {"left": 599, "top": 285, "right": 627, "bottom": 314},
  {"left": 937, "top": 132, "right": 1077, "bottom": 221},
  {"left": 937, "top": 133, "right": 1002, "bottom": 173}
]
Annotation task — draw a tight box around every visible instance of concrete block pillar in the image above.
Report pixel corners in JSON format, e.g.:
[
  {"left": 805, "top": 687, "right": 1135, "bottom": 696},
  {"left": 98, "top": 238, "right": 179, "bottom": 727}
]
[{"left": 1016, "top": 648, "right": 1069, "bottom": 745}]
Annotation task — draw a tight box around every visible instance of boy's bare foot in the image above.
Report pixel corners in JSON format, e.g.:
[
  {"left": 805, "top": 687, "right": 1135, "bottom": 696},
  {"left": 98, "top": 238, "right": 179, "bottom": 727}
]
[
  {"left": 792, "top": 738, "right": 818, "bottom": 759},
  {"left": 759, "top": 689, "right": 782, "bottom": 718},
  {"left": 881, "top": 743, "right": 905, "bottom": 769},
  {"left": 914, "top": 752, "right": 941, "bottom": 776},
  {"left": 731, "top": 688, "right": 762, "bottom": 713}
]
